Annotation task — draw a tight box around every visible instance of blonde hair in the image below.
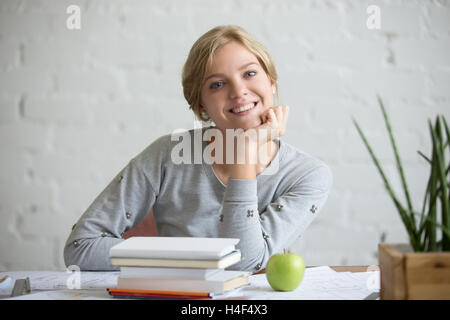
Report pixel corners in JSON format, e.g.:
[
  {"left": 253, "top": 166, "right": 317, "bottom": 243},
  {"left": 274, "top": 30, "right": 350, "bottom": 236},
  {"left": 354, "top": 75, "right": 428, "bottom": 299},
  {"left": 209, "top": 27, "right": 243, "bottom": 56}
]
[{"left": 182, "top": 25, "right": 278, "bottom": 122}]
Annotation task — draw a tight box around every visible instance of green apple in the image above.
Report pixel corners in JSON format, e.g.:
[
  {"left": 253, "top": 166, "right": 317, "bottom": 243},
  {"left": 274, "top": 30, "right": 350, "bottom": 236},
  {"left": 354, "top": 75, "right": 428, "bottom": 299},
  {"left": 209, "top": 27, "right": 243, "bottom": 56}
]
[{"left": 265, "top": 250, "right": 305, "bottom": 291}]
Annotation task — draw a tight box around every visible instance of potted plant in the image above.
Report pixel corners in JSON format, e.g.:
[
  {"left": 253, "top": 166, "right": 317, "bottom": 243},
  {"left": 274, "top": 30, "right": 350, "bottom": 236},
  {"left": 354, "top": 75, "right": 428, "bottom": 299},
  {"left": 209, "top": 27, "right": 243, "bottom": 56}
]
[{"left": 353, "top": 96, "right": 450, "bottom": 300}]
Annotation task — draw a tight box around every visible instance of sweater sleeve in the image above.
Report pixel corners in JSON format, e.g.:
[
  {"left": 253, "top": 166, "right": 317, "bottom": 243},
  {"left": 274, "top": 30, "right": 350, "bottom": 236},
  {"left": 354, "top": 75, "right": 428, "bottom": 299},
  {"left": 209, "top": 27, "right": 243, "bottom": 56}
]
[
  {"left": 218, "top": 164, "right": 333, "bottom": 272},
  {"left": 63, "top": 135, "right": 169, "bottom": 271}
]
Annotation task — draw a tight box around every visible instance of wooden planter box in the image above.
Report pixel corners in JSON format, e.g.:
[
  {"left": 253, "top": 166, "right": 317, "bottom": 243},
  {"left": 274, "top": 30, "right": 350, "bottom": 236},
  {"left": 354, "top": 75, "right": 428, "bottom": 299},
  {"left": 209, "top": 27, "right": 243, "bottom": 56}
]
[{"left": 379, "top": 243, "right": 450, "bottom": 299}]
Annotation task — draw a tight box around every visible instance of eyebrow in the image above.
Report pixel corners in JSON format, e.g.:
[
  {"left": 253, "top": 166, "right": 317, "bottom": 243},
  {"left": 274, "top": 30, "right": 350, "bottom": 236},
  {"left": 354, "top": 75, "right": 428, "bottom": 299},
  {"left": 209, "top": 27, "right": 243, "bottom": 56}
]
[{"left": 203, "top": 62, "right": 259, "bottom": 82}]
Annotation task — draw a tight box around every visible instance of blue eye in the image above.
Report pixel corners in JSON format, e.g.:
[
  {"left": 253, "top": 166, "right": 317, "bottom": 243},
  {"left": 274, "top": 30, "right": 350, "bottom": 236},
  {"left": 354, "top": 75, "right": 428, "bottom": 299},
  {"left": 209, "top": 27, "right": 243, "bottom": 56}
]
[
  {"left": 210, "top": 81, "right": 224, "bottom": 89},
  {"left": 245, "top": 71, "right": 257, "bottom": 78}
]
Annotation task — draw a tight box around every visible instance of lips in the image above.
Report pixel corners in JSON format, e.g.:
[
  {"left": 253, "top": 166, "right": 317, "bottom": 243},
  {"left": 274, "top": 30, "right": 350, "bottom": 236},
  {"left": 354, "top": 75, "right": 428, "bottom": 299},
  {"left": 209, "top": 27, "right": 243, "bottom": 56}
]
[{"left": 230, "top": 102, "right": 257, "bottom": 114}]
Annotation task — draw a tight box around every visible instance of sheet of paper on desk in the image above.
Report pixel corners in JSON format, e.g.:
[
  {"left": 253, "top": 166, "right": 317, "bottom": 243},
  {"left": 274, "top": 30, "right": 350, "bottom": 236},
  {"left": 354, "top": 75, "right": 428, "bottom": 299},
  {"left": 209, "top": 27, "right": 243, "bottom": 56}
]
[
  {"left": 6, "top": 289, "right": 113, "bottom": 300},
  {"left": 0, "top": 270, "right": 120, "bottom": 295},
  {"left": 219, "top": 266, "right": 380, "bottom": 300}
]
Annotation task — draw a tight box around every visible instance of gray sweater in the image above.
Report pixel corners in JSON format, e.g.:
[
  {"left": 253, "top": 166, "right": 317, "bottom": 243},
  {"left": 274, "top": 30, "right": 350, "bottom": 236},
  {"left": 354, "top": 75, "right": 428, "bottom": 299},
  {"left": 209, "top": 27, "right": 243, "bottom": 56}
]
[{"left": 64, "top": 127, "right": 332, "bottom": 272}]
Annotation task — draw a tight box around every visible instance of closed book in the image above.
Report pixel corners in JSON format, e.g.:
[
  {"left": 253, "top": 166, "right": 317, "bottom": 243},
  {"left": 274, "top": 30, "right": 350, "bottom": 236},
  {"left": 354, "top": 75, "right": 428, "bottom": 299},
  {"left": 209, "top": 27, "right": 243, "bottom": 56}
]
[
  {"left": 109, "top": 236, "right": 239, "bottom": 260},
  {"left": 115, "top": 270, "right": 250, "bottom": 294},
  {"left": 111, "top": 250, "right": 241, "bottom": 269},
  {"left": 107, "top": 288, "right": 213, "bottom": 300},
  {"left": 119, "top": 266, "right": 223, "bottom": 279}
]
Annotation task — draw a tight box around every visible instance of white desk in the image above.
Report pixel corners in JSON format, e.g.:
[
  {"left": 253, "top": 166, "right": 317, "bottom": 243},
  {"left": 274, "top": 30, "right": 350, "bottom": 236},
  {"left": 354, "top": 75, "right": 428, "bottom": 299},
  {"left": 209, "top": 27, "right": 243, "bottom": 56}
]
[{"left": 0, "top": 266, "right": 380, "bottom": 300}]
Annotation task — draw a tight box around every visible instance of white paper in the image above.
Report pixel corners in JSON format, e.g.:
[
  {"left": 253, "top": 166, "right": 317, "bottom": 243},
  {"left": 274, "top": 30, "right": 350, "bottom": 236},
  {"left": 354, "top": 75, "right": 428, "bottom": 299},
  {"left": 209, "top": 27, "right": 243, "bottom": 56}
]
[
  {"left": 6, "top": 289, "right": 113, "bottom": 300},
  {"left": 216, "top": 266, "right": 380, "bottom": 300},
  {"left": 0, "top": 270, "right": 119, "bottom": 296}
]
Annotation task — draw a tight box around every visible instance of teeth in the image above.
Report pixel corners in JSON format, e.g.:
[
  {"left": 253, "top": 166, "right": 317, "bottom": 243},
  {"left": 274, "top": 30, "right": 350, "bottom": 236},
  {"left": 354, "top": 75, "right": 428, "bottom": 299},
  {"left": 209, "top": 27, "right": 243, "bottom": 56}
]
[{"left": 232, "top": 103, "right": 255, "bottom": 113}]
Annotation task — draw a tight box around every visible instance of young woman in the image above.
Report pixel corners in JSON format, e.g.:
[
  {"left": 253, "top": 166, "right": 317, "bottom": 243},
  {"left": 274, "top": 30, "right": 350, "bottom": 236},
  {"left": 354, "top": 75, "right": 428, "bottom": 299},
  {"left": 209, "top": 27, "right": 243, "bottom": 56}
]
[{"left": 64, "top": 25, "right": 332, "bottom": 272}]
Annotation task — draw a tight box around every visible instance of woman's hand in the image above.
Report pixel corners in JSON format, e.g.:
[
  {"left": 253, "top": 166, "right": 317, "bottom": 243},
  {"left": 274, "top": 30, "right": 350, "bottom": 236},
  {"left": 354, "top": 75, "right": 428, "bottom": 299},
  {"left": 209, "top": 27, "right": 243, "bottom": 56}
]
[
  {"left": 226, "top": 105, "right": 289, "bottom": 180},
  {"left": 239, "top": 105, "right": 289, "bottom": 154},
  {"left": 254, "top": 105, "right": 290, "bottom": 145}
]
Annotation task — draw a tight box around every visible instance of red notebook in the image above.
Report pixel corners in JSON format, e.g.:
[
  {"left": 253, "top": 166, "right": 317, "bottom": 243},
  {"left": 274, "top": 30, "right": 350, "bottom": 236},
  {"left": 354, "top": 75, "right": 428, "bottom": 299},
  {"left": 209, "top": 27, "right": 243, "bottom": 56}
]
[{"left": 107, "top": 288, "right": 213, "bottom": 300}]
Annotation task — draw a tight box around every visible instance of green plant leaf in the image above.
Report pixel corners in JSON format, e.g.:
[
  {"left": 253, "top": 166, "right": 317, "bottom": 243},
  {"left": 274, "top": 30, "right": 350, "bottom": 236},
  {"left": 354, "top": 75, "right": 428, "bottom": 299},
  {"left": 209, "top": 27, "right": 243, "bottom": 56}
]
[
  {"left": 413, "top": 209, "right": 450, "bottom": 251},
  {"left": 353, "top": 116, "right": 420, "bottom": 250},
  {"left": 417, "top": 150, "right": 431, "bottom": 164},
  {"left": 377, "top": 96, "right": 420, "bottom": 240},
  {"left": 439, "top": 116, "right": 450, "bottom": 249},
  {"left": 353, "top": 99, "right": 450, "bottom": 252},
  {"left": 377, "top": 96, "right": 415, "bottom": 221},
  {"left": 429, "top": 117, "right": 450, "bottom": 250},
  {"left": 419, "top": 164, "right": 440, "bottom": 248}
]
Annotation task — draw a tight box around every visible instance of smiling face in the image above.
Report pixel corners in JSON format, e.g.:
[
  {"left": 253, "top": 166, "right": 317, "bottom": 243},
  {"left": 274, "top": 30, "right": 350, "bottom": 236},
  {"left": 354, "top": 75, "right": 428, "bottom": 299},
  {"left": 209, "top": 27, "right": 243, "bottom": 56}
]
[{"left": 200, "top": 41, "right": 276, "bottom": 131}]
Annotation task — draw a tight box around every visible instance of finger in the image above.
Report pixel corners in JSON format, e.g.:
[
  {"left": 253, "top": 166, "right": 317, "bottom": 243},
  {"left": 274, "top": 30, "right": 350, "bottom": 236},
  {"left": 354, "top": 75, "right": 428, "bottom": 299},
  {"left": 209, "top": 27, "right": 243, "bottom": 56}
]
[
  {"left": 260, "top": 113, "right": 266, "bottom": 124},
  {"left": 272, "top": 107, "right": 285, "bottom": 127},
  {"left": 279, "top": 106, "right": 289, "bottom": 135},
  {"left": 275, "top": 106, "right": 284, "bottom": 121},
  {"left": 282, "top": 105, "right": 289, "bottom": 124},
  {"left": 274, "top": 105, "right": 287, "bottom": 124},
  {"left": 260, "top": 107, "right": 272, "bottom": 122},
  {"left": 268, "top": 108, "right": 278, "bottom": 125}
]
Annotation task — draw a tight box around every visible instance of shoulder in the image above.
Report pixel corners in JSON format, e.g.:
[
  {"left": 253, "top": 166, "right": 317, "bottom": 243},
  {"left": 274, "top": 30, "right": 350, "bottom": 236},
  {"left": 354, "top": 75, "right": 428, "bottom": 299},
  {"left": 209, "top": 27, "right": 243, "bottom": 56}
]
[
  {"left": 133, "top": 133, "right": 173, "bottom": 164},
  {"left": 279, "top": 139, "right": 333, "bottom": 192},
  {"left": 133, "top": 128, "right": 201, "bottom": 165}
]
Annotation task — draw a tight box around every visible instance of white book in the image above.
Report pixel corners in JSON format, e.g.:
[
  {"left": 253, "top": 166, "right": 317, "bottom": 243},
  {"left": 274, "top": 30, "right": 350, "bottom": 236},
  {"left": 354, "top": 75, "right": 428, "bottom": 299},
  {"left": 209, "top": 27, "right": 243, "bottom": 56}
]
[
  {"left": 110, "top": 250, "right": 241, "bottom": 269},
  {"left": 109, "top": 236, "right": 240, "bottom": 260},
  {"left": 119, "top": 266, "right": 223, "bottom": 279},
  {"left": 116, "top": 270, "right": 251, "bottom": 294}
]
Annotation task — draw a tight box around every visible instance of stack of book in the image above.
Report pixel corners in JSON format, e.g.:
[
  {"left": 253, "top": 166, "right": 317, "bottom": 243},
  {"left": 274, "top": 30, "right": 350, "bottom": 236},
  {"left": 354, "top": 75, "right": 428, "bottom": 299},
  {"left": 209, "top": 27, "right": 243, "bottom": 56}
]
[{"left": 107, "top": 236, "right": 250, "bottom": 299}]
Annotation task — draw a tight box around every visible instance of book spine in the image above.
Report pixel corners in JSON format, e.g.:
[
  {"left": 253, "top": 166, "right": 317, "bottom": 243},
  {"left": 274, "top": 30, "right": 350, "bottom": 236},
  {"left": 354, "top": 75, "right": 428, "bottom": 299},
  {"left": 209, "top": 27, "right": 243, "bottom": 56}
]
[
  {"left": 116, "top": 277, "right": 222, "bottom": 294},
  {"left": 109, "top": 292, "right": 212, "bottom": 300},
  {"left": 108, "top": 288, "right": 212, "bottom": 297},
  {"left": 119, "top": 267, "right": 222, "bottom": 279},
  {"left": 110, "top": 258, "right": 218, "bottom": 268},
  {"left": 110, "top": 249, "right": 223, "bottom": 260}
]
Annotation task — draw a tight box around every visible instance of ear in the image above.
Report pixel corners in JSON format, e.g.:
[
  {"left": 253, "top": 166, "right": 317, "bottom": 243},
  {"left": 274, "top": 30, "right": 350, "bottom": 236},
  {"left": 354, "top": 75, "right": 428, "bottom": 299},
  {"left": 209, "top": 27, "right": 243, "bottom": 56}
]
[
  {"left": 199, "top": 105, "right": 209, "bottom": 121},
  {"left": 272, "top": 83, "right": 277, "bottom": 95}
]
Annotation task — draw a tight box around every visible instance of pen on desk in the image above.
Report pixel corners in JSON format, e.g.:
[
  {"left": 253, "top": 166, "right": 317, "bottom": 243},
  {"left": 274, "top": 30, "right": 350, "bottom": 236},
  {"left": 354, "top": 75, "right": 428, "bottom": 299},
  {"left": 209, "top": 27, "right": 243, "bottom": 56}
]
[
  {"left": 363, "top": 292, "right": 380, "bottom": 300},
  {"left": 25, "top": 277, "right": 31, "bottom": 294},
  {"left": 0, "top": 276, "right": 9, "bottom": 283},
  {"left": 11, "top": 277, "right": 31, "bottom": 297}
]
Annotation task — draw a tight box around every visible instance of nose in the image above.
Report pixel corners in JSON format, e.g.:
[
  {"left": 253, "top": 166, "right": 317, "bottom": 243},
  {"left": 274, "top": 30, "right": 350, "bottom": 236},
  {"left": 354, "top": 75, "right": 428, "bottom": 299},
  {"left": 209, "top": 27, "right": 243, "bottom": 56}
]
[{"left": 229, "top": 78, "right": 248, "bottom": 99}]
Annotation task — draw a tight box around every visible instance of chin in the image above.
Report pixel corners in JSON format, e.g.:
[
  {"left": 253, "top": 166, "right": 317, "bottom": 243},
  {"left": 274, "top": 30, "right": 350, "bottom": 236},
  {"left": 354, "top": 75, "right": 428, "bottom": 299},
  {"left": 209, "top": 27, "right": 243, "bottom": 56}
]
[
  {"left": 228, "top": 119, "right": 259, "bottom": 131},
  {"left": 247, "top": 118, "right": 264, "bottom": 130},
  {"left": 216, "top": 117, "right": 262, "bottom": 131},
  {"left": 244, "top": 123, "right": 261, "bottom": 131}
]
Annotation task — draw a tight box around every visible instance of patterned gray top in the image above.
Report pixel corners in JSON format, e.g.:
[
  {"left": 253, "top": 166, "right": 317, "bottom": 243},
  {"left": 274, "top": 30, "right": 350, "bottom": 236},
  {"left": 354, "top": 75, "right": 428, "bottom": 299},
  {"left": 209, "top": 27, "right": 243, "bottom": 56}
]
[{"left": 64, "top": 127, "right": 332, "bottom": 272}]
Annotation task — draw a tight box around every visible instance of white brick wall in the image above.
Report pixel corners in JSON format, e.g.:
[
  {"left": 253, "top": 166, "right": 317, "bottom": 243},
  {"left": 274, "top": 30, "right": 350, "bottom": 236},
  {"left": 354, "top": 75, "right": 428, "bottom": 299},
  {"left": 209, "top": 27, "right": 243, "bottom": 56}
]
[{"left": 0, "top": 0, "right": 449, "bottom": 271}]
